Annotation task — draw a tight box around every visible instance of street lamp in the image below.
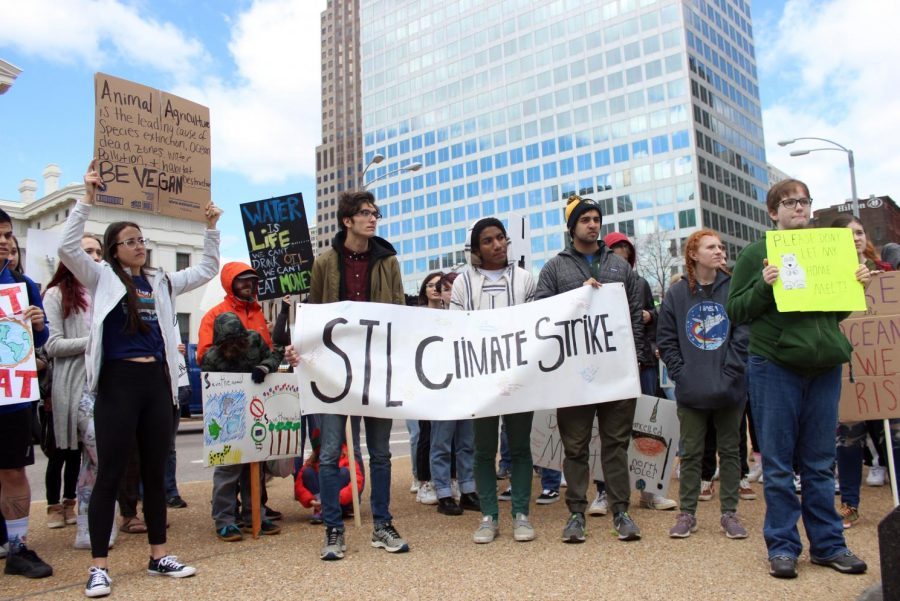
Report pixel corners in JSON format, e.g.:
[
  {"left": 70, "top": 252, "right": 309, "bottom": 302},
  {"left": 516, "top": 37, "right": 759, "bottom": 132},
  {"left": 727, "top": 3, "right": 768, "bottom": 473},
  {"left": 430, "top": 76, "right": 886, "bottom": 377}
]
[
  {"left": 363, "top": 161, "right": 422, "bottom": 190},
  {"left": 777, "top": 137, "right": 858, "bottom": 218},
  {"left": 360, "top": 153, "right": 384, "bottom": 183}
]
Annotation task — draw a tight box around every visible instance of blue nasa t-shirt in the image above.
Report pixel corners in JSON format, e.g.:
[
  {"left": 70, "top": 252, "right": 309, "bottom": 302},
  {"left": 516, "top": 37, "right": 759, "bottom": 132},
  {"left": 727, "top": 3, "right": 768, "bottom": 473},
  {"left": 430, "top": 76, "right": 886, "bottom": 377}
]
[{"left": 102, "top": 275, "right": 164, "bottom": 361}]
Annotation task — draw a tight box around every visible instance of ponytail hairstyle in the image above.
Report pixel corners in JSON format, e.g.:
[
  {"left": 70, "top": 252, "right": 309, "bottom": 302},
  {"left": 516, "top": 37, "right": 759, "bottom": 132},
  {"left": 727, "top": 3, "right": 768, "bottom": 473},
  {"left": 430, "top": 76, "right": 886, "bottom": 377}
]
[
  {"left": 43, "top": 234, "right": 102, "bottom": 318},
  {"left": 103, "top": 221, "right": 150, "bottom": 334},
  {"left": 830, "top": 215, "right": 879, "bottom": 264},
  {"left": 683, "top": 228, "right": 729, "bottom": 293}
]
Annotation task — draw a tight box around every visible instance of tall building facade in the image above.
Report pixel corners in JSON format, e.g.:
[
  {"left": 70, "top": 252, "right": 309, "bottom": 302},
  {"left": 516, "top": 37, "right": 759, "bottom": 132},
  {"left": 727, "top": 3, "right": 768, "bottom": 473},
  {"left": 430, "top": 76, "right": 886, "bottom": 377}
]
[
  {"left": 359, "top": 0, "right": 769, "bottom": 293},
  {"left": 315, "top": 0, "right": 364, "bottom": 252}
]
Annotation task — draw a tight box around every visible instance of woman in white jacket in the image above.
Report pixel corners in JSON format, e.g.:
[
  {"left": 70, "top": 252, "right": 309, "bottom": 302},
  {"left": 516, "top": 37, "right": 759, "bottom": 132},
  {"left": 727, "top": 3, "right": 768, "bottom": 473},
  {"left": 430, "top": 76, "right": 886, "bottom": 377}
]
[{"left": 59, "top": 160, "right": 221, "bottom": 598}]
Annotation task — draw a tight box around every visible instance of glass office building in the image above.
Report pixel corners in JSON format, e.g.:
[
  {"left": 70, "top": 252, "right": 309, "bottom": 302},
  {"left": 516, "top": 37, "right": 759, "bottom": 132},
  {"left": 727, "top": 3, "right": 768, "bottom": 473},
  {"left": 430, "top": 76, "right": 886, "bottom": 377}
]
[{"left": 359, "top": 0, "right": 769, "bottom": 293}]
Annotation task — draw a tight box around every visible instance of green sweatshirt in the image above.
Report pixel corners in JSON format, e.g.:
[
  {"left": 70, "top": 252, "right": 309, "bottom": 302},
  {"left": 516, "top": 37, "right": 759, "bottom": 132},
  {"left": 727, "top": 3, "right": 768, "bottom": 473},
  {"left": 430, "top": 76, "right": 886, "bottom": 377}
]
[{"left": 725, "top": 237, "right": 852, "bottom": 377}]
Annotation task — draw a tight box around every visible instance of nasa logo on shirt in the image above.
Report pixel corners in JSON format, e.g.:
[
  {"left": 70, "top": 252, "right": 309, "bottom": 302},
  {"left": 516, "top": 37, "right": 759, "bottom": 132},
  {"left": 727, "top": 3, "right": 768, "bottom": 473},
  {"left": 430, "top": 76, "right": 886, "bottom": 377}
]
[{"left": 684, "top": 302, "right": 729, "bottom": 350}]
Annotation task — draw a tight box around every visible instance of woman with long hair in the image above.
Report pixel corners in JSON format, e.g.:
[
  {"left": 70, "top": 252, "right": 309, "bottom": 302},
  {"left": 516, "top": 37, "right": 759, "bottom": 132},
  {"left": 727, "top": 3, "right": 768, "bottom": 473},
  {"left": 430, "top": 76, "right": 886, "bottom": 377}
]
[
  {"left": 60, "top": 159, "right": 221, "bottom": 597},
  {"left": 43, "top": 235, "right": 103, "bottom": 546},
  {"left": 410, "top": 272, "right": 444, "bottom": 505},
  {"left": 831, "top": 215, "right": 897, "bottom": 529},
  {"left": 657, "top": 228, "right": 750, "bottom": 539}
]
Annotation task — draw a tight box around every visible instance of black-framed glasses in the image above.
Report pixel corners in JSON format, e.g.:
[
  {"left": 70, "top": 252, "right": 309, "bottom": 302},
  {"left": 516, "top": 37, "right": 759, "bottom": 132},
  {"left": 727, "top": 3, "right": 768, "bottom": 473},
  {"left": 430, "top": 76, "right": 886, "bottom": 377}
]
[
  {"left": 355, "top": 209, "right": 382, "bottom": 220},
  {"left": 778, "top": 197, "right": 812, "bottom": 210},
  {"left": 115, "top": 237, "right": 150, "bottom": 249}
]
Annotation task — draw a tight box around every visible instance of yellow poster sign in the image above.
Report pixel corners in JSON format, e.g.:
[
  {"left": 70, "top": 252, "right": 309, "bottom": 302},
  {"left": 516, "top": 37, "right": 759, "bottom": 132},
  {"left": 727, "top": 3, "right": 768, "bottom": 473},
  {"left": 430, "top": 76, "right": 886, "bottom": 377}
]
[{"left": 765, "top": 228, "right": 865, "bottom": 312}]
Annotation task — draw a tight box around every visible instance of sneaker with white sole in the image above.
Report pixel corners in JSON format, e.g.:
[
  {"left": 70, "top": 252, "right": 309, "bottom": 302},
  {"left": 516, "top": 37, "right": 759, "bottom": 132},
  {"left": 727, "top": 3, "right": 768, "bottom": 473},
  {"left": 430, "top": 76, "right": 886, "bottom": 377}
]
[
  {"left": 699, "top": 480, "right": 714, "bottom": 501},
  {"left": 371, "top": 522, "right": 409, "bottom": 553},
  {"left": 513, "top": 513, "right": 535, "bottom": 541},
  {"left": 416, "top": 481, "right": 437, "bottom": 505},
  {"left": 84, "top": 566, "right": 111, "bottom": 598},
  {"left": 409, "top": 479, "right": 419, "bottom": 493},
  {"left": 639, "top": 491, "right": 677, "bottom": 510},
  {"left": 613, "top": 512, "right": 642, "bottom": 541},
  {"left": 320, "top": 526, "right": 346, "bottom": 560},
  {"left": 473, "top": 515, "right": 499, "bottom": 543},
  {"left": 147, "top": 555, "right": 196, "bottom": 578},
  {"left": 739, "top": 478, "right": 757, "bottom": 500},
  {"left": 587, "top": 491, "right": 608, "bottom": 516},
  {"left": 669, "top": 512, "right": 698, "bottom": 538},
  {"left": 498, "top": 486, "right": 512, "bottom": 502},
  {"left": 450, "top": 479, "right": 461, "bottom": 501},
  {"left": 748, "top": 454, "right": 763, "bottom": 482},
  {"left": 720, "top": 512, "right": 748, "bottom": 539},
  {"left": 562, "top": 513, "right": 586, "bottom": 543},
  {"left": 867, "top": 465, "right": 886, "bottom": 487},
  {"left": 536, "top": 489, "right": 560, "bottom": 504}
]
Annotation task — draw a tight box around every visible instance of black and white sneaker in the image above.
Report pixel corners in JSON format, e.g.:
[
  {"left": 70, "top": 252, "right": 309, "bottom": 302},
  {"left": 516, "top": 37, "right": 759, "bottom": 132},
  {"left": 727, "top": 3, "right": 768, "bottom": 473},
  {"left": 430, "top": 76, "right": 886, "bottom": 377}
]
[
  {"left": 147, "top": 555, "right": 196, "bottom": 578},
  {"left": 84, "top": 566, "right": 112, "bottom": 598},
  {"left": 536, "top": 489, "right": 560, "bottom": 504}
]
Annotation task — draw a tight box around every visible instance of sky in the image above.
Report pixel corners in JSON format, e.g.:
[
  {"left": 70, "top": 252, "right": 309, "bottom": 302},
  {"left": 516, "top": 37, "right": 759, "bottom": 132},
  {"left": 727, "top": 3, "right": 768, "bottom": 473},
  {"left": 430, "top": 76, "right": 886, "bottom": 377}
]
[{"left": 1, "top": 0, "right": 899, "bottom": 259}]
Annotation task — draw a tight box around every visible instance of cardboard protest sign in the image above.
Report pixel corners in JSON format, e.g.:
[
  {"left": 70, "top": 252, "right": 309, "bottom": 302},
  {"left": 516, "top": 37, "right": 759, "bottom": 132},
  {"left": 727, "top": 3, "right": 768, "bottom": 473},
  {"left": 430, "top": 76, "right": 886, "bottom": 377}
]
[
  {"left": 201, "top": 373, "right": 301, "bottom": 467},
  {"left": 839, "top": 271, "right": 900, "bottom": 421},
  {"left": 0, "top": 284, "right": 39, "bottom": 406},
  {"left": 240, "top": 194, "right": 314, "bottom": 300},
  {"left": 294, "top": 285, "right": 641, "bottom": 420},
  {"left": 94, "top": 72, "right": 210, "bottom": 222},
  {"left": 531, "top": 395, "right": 679, "bottom": 497},
  {"left": 766, "top": 228, "right": 865, "bottom": 312}
]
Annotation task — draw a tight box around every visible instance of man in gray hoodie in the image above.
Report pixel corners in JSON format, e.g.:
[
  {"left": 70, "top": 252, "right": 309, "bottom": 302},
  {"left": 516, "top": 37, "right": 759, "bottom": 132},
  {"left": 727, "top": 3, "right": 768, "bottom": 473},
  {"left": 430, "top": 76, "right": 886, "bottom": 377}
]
[{"left": 535, "top": 195, "right": 644, "bottom": 543}]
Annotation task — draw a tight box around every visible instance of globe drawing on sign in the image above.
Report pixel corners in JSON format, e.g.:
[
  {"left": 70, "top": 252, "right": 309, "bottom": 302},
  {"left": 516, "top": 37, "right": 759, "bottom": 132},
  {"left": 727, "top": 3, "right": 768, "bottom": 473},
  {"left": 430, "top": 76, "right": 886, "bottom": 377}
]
[{"left": 0, "top": 320, "right": 34, "bottom": 367}]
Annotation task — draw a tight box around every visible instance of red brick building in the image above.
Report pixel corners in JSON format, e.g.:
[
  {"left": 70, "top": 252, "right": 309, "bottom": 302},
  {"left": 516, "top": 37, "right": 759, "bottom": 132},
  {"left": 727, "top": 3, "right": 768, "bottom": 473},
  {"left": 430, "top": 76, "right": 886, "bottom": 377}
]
[{"left": 813, "top": 195, "right": 900, "bottom": 251}]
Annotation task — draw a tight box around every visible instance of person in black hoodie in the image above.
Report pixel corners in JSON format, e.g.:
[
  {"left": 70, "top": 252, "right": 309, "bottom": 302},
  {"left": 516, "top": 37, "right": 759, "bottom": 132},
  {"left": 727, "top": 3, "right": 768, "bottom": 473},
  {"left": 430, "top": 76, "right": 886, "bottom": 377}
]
[{"left": 657, "top": 229, "right": 750, "bottom": 540}]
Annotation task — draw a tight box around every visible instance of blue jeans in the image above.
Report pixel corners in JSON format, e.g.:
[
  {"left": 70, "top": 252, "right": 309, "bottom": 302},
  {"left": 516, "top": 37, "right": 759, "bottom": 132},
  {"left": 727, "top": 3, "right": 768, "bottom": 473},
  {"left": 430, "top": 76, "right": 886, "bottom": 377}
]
[
  {"left": 748, "top": 355, "right": 847, "bottom": 560},
  {"left": 541, "top": 467, "right": 562, "bottom": 491},
  {"left": 406, "top": 420, "right": 420, "bottom": 479},
  {"left": 640, "top": 365, "right": 658, "bottom": 396},
  {"left": 319, "top": 414, "right": 391, "bottom": 530},
  {"left": 836, "top": 422, "right": 867, "bottom": 508},
  {"left": 293, "top": 414, "right": 322, "bottom": 478},
  {"left": 430, "top": 419, "right": 475, "bottom": 498}
]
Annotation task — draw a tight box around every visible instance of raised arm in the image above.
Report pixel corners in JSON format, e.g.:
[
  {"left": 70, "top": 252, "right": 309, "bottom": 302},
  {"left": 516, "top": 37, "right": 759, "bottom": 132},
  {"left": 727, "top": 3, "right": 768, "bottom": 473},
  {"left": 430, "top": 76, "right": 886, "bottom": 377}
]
[
  {"left": 57, "top": 160, "right": 104, "bottom": 292},
  {"left": 168, "top": 201, "right": 222, "bottom": 295}
]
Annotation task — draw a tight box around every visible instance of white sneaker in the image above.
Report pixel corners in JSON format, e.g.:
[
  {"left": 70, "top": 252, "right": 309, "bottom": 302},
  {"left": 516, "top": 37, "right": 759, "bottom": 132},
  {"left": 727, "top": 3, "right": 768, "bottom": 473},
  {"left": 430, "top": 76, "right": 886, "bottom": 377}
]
[
  {"left": 747, "top": 461, "right": 763, "bottom": 483},
  {"left": 560, "top": 474, "right": 567, "bottom": 488},
  {"left": 712, "top": 467, "right": 720, "bottom": 481},
  {"left": 0, "top": 542, "right": 8, "bottom": 559},
  {"left": 409, "top": 479, "right": 419, "bottom": 493},
  {"left": 587, "top": 491, "right": 608, "bottom": 516},
  {"left": 451, "top": 479, "right": 461, "bottom": 501},
  {"left": 867, "top": 465, "right": 886, "bottom": 487},
  {"left": 416, "top": 481, "right": 438, "bottom": 505},
  {"left": 639, "top": 491, "right": 677, "bottom": 510},
  {"left": 473, "top": 515, "right": 499, "bottom": 544}
]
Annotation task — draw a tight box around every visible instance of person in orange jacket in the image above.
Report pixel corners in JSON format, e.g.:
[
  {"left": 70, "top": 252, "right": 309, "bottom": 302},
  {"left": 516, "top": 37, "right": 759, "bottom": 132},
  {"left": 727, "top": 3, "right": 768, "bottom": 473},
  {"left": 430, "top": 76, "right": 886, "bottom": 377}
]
[
  {"left": 196, "top": 262, "right": 277, "bottom": 364},
  {"left": 295, "top": 429, "right": 365, "bottom": 524}
]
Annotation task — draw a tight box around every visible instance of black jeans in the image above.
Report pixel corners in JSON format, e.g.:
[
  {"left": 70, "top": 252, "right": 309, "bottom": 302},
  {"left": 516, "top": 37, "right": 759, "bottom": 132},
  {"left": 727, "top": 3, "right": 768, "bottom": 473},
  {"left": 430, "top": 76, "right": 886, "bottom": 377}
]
[
  {"left": 89, "top": 361, "right": 173, "bottom": 558},
  {"left": 45, "top": 448, "right": 81, "bottom": 505}
]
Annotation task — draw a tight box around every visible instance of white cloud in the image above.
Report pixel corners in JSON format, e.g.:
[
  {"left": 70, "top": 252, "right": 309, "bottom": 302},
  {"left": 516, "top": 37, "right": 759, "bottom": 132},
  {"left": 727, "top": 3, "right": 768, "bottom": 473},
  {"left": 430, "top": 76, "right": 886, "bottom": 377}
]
[
  {"left": 760, "top": 0, "right": 900, "bottom": 204},
  {"left": 0, "top": 0, "right": 209, "bottom": 80},
  {"left": 175, "top": 0, "right": 324, "bottom": 183}
]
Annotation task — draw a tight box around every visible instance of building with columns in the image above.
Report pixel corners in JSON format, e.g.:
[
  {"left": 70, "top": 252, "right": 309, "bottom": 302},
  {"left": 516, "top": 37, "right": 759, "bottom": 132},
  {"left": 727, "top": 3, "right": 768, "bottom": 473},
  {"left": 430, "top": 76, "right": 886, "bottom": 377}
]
[{"left": 1, "top": 165, "right": 213, "bottom": 343}]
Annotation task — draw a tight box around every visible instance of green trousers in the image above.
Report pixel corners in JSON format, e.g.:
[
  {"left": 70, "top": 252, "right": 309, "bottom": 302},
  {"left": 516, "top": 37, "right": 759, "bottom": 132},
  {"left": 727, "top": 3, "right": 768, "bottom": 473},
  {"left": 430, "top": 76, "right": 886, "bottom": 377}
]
[
  {"left": 677, "top": 402, "right": 745, "bottom": 515},
  {"left": 474, "top": 412, "right": 534, "bottom": 521}
]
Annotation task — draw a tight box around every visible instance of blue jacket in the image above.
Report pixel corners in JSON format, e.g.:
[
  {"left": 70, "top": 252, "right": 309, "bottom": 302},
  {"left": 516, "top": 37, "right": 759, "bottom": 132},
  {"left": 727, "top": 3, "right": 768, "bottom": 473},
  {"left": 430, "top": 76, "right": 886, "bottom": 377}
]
[{"left": 0, "top": 260, "right": 49, "bottom": 415}]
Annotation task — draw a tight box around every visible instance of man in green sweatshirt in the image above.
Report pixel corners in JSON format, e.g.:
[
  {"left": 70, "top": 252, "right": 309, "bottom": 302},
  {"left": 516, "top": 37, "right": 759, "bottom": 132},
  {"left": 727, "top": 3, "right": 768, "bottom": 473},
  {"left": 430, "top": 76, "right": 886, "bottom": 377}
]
[{"left": 726, "top": 178, "right": 869, "bottom": 580}]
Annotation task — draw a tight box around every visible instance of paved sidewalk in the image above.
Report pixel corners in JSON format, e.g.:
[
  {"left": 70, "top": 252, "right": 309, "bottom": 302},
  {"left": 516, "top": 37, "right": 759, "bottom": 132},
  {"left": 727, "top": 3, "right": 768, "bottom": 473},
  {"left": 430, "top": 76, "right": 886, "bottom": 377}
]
[{"left": 3, "top": 458, "right": 887, "bottom": 600}]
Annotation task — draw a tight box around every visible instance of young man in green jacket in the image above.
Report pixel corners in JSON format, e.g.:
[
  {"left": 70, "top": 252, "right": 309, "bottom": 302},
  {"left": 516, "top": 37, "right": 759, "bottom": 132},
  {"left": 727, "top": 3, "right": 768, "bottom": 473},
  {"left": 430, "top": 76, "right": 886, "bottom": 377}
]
[{"left": 726, "top": 179, "right": 869, "bottom": 579}]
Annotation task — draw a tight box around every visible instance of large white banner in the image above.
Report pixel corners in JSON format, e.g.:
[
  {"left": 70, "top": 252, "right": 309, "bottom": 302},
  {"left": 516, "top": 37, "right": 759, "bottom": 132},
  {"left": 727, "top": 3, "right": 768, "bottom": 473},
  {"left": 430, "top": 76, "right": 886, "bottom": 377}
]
[
  {"left": 531, "top": 395, "right": 680, "bottom": 497},
  {"left": 294, "top": 285, "right": 640, "bottom": 420}
]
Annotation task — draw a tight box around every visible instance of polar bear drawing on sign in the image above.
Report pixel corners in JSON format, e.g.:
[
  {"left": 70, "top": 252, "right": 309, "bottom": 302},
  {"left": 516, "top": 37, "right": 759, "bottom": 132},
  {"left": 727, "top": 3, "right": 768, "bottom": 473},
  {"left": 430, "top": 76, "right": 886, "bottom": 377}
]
[{"left": 780, "top": 253, "right": 807, "bottom": 290}]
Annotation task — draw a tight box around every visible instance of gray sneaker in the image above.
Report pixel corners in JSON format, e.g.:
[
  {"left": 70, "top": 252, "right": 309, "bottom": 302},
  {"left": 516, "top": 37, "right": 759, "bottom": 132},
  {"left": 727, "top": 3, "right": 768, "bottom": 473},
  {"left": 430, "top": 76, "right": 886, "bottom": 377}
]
[
  {"left": 320, "top": 526, "right": 346, "bottom": 560},
  {"left": 513, "top": 513, "right": 535, "bottom": 542},
  {"left": 371, "top": 522, "right": 409, "bottom": 553},
  {"left": 669, "top": 512, "right": 698, "bottom": 538},
  {"left": 721, "top": 512, "right": 748, "bottom": 539},
  {"left": 613, "top": 512, "right": 642, "bottom": 541},
  {"left": 473, "top": 515, "right": 499, "bottom": 544},
  {"left": 562, "top": 513, "right": 586, "bottom": 543}
]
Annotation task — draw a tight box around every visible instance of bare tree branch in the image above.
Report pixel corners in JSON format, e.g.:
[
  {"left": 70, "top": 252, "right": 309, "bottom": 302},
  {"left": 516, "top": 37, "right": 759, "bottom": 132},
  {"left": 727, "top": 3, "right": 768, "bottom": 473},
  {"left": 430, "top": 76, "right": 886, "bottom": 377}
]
[{"left": 635, "top": 229, "right": 682, "bottom": 299}]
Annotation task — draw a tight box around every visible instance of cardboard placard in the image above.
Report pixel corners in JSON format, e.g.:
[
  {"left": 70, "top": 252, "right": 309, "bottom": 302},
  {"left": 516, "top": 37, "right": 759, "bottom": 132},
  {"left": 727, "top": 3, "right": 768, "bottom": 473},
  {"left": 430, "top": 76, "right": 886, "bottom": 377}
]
[
  {"left": 94, "top": 72, "right": 210, "bottom": 221},
  {"left": 240, "top": 194, "right": 314, "bottom": 301},
  {"left": 839, "top": 271, "right": 900, "bottom": 420},
  {"left": 766, "top": 228, "right": 865, "bottom": 312}
]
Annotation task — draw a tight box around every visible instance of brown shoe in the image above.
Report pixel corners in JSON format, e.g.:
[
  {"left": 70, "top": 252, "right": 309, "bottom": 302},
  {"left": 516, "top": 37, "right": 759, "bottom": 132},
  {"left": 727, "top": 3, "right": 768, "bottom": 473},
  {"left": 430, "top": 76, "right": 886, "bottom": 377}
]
[
  {"left": 120, "top": 516, "right": 148, "bottom": 534},
  {"left": 47, "top": 504, "right": 65, "bottom": 529},
  {"left": 63, "top": 499, "right": 77, "bottom": 525}
]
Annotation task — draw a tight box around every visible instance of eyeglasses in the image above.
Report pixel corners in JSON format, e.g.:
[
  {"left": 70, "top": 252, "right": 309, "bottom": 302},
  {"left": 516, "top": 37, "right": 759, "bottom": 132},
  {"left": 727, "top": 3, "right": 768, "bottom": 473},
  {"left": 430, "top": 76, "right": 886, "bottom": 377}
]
[
  {"left": 355, "top": 209, "right": 382, "bottom": 220},
  {"left": 778, "top": 197, "right": 812, "bottom": 210},
  {"left": 115, "top": 237, "right": 150, "bottom": 249}
]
